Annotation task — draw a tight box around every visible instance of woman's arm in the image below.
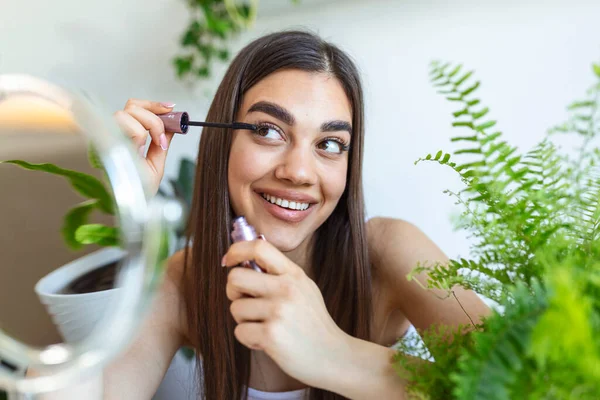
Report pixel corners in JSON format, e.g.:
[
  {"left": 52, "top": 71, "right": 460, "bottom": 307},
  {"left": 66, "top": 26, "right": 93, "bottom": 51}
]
[
  {"left": 367, "top": 217, "right": 492, "bottom": 336},
  {"left": 320, "top": 217, "right": 486, "bottom": 399}
]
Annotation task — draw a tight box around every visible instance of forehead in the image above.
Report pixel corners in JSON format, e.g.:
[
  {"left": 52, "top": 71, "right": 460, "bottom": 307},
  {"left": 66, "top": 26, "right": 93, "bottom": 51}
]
[{"left": 238, "top": 69, "right": 353, "bottom": 122}]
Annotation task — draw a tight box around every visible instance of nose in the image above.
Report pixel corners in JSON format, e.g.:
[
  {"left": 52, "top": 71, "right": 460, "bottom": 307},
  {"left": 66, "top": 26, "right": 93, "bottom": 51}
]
[{"left": 274, "top": 144, "right": 318, "bottom": 186}]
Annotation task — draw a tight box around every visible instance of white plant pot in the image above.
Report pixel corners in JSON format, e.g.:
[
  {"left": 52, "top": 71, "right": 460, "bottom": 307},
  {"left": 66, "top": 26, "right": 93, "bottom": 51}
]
[{"left": 35, "top": 247, "right": 126, "bottom": 343}]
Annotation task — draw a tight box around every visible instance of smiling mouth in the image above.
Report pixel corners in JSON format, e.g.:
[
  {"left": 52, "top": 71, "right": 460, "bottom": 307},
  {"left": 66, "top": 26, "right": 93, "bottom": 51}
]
[{"left": 260, "top": 193, "right": 311, "bottom": 211}]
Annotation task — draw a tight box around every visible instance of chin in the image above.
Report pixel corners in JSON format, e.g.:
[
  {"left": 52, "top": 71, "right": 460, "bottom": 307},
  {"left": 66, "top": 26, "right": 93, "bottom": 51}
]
[
  {"left": 253, "top": 224, "right": 309, "bottom": 252},
  {"left": 262, "top": 232, "right": 305, "bottom": 252}
]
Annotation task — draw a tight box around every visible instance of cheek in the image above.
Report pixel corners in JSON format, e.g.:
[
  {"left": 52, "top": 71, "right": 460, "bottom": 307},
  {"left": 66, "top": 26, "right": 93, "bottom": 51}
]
[
  {"left": 320, "top": 162, "right": 348, "bottom": 204},
  {"left": 228, "top": 139, "right": 275, "bottom": 207}
]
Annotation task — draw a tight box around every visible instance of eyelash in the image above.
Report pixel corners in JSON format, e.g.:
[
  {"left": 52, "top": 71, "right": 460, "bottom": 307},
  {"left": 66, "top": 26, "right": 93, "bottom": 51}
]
[{"left": 253, "top": 121, "right": 351, "bottom": 154}]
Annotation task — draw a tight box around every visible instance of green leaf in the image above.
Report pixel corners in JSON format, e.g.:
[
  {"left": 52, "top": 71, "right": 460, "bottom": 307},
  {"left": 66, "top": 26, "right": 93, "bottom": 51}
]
[
  {"left": 448, "top": 64, "right": 462, "bottom": 77},
  {"left": 453, "top": 121, "right": 475, "bottom": 129},
  {"left": 434, "top": 150, "right": 443, "bottom": 160},
  {"left": 87, "top": 145, "right": 103, "bottom": 169},
  {"left": 461, "top": 81, "right": 480, "bottom": 97},
  {"left": 438, "top": 62, "right": 451, "bottom": 73},
  {"left": 453, "top": 108, "right": 469, "bottom": 118},
  {"left": 480, "top": 131, "right": 502, "bottom": 145},
  {"left": 74, "top": 224, "right": 119, "bottom": 247},
  {"left": 173, "top": 56, "right": 194, "bottom": 78},
  {"left": 454, "top": 71, "right": 473, "bottom": 87},
  {"left": 198, "top": 66, "right": 210, "bottom": 77},
  {"left": 62, "top": 200, "right": 99, "bottom": 250},
  {"left": 451, "top": 135, "right": 479, "bottom": 142},
  {"left": 0, "top": 160, "right": 114, "bottom": 214},
  {"left": 472, "top": 107, "right": 489, "bottom": 120},
  {"left": 455, "top": 148, "right": 482, "bottom": 155},
  {"left": 593, "top": 63, "right": 600, "bottom": 78},
  {"left": 476, "top": 120, "right": 497, "bottom": 131},
  {"left": 217, "top": 49, "right": 229, "bottom": 61},
  {"left": 568, "top": 100, "right": 594, "bottom": 110}
]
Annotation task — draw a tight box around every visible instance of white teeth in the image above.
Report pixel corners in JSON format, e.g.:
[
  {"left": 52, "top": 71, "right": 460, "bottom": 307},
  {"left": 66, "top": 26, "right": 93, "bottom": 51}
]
[{"left": 261, "top": 193, "right": 310, "bottom": 211}]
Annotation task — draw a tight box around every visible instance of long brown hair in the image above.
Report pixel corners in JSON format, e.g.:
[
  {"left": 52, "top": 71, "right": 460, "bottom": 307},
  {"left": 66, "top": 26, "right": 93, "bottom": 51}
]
[{"left": 183, "top": 30, "right": 372, "bottom": 400}]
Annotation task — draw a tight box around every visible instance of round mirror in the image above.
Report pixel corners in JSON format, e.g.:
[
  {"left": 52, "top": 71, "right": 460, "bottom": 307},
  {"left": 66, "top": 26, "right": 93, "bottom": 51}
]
[{"left": 0, "top": 74, "right": 184, "bottom": 396}]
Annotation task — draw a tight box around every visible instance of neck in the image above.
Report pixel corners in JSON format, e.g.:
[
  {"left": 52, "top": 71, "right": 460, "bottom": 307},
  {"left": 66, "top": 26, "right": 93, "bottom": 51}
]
[{"left": 282, "top": 235, "right": 315, "bottom": 280}]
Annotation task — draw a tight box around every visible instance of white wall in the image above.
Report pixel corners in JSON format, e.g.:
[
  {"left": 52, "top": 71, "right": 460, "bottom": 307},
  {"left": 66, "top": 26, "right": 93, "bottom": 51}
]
[{"left": 2, "top": 0, "right": 600, "bottom": 261}]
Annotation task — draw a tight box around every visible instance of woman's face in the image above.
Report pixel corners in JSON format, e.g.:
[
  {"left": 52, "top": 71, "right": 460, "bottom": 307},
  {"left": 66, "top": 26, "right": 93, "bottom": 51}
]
[{"left": 228, "top": 69, "right": 353, "bottom": 253}]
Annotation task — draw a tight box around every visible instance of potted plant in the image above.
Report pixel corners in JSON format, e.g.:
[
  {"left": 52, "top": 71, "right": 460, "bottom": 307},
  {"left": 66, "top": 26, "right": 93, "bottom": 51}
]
[
  {"left": 392, "top": 60, "right": 600, "bottom": 399},
  {"left": 0, "top": 148, "right": 194, "bottom": 344},
  {"left": 0, "top": 146, "right": 128, "bottom": 343}
]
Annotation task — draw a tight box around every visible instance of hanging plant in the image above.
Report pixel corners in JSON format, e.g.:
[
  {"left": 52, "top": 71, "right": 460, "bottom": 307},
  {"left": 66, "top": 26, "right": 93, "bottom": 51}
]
[{"left": 173, "top": 0, "right": 300, "bottom": 80}]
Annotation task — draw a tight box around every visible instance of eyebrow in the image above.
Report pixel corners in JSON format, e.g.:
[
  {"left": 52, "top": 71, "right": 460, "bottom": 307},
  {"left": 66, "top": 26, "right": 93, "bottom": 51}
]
[{"left": 246, "top": 101, "right": 353, "bottom": 135}]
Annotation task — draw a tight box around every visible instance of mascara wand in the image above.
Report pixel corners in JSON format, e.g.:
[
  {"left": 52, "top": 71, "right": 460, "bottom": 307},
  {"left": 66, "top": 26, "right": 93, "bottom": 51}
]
[{"left": 157, "top": 111, "right": 257, "bottom": 134}]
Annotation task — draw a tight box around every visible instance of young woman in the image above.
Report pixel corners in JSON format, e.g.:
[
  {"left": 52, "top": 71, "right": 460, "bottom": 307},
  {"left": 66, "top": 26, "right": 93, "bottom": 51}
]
[{"left": 56, "top": 30, "right": 491, "bottom": 399}]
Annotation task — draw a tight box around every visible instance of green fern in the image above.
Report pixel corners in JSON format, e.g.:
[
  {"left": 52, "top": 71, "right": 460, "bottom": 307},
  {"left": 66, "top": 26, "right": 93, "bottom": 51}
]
[
  {"left": 394, "top": 323, "right": 479, "bottom": 399},
  {"left": 396, "top": 60, "right": 600, "bottom": 400},
  {"left": 451, "top": 280, "right": 547, "bottom": 400}
]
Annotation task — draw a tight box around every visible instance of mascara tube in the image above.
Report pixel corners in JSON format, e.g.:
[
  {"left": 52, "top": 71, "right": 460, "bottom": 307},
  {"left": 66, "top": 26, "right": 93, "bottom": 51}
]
[
  {"left": 231, "top": 216, "right": 265, "bottom": 273},
  {"left": 158, "top": 111, "right": 190, "bottom": 134}
]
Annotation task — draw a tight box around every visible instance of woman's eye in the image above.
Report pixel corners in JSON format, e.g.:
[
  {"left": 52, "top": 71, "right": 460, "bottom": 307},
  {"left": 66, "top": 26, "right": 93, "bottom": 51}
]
[
  {"left": 256, "top": 125, "right": 283, "bottom": 140},
  {"left": 318, "top": 139, "right": 345, "bottom": 154}
]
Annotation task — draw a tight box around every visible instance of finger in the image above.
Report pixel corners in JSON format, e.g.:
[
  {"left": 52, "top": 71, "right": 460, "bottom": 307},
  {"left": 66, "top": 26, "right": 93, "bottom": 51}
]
[
  {"left": 234, "top": 322, "right": 265, "bottom": 351},
  {"left": 229, "top": 297, "right": 272, "bottom": 324},
  {"left": 226, "top": 266, "right": 280, "bottom": 301},
  {"left": 145, "top": 131, "right": 175, "bottom": 179},
  {"left": 124, "top": 98, "right": 175, "bottom": 114},
  {"left": 124, "top": 105, "right": 168, "bottom": 149},
  {"left": 223, "top": 240, "right": 292, "bottom": 276},
  {"left": 114, "top": 110, "right": 148, "bottom": 149}
]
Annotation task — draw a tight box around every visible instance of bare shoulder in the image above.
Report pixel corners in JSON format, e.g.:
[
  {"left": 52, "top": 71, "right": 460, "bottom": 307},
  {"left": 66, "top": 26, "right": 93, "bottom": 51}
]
[
  {"left": 366, "top": 217, "right": 490, "bottom": 331},
  {"left": 366, "top": 217, "right": 447, "bottom": 271}
]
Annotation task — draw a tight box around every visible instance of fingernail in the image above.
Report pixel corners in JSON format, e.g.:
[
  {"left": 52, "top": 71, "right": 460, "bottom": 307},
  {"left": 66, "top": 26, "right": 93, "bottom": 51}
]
[
  {"left": 160, "top": 102, "right": 176, "bottom": 108},
  {"left": 221, "top": 255, "right": 227, "bottom": 267},
  {"left": 160, "top": 134, "right": 168, "bottom": 151},
  {"left": 138, "top": 145, "right": 145, "bottom": 157}
]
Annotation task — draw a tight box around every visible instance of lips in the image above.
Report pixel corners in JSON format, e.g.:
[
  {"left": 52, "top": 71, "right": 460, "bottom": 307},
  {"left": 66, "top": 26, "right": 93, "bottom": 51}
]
[{"left": 254, "top": 190, "right": 317, "bottom": 223}]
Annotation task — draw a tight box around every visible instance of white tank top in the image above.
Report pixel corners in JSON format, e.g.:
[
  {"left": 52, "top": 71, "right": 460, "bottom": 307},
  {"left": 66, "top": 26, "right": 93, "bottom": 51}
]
[{"left": 245, "top": 385, "right": 309, "bottom": 400}]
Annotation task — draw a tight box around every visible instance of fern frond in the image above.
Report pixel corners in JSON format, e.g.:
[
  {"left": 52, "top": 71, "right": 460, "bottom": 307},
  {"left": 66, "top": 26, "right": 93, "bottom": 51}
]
[
  {"left": 451, "top": 280, "right": 548, "bottom": 400},
  {"left": 394, "top": 323, "right": 480, "bottom": 400}
]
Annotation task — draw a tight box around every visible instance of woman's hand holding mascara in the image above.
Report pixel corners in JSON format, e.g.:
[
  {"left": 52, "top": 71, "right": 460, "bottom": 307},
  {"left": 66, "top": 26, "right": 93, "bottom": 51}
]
[
  {"left": 222, "top": 239, "right": 354, "bottom": 391},
  {"left": 113, "top": 99, "right": 176, "bottom": 195}
]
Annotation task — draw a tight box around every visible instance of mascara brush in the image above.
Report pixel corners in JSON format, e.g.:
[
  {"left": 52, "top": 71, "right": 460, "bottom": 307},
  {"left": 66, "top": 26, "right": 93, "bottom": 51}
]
[{"left": 157, "top": 111, "right": 257, "bottom": 134}]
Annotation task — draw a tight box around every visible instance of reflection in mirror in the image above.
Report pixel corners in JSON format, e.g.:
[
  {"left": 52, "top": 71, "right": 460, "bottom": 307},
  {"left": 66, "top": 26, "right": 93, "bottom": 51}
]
[{"left": 0, "top": 93, "right": 121, "bottom": 349}]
